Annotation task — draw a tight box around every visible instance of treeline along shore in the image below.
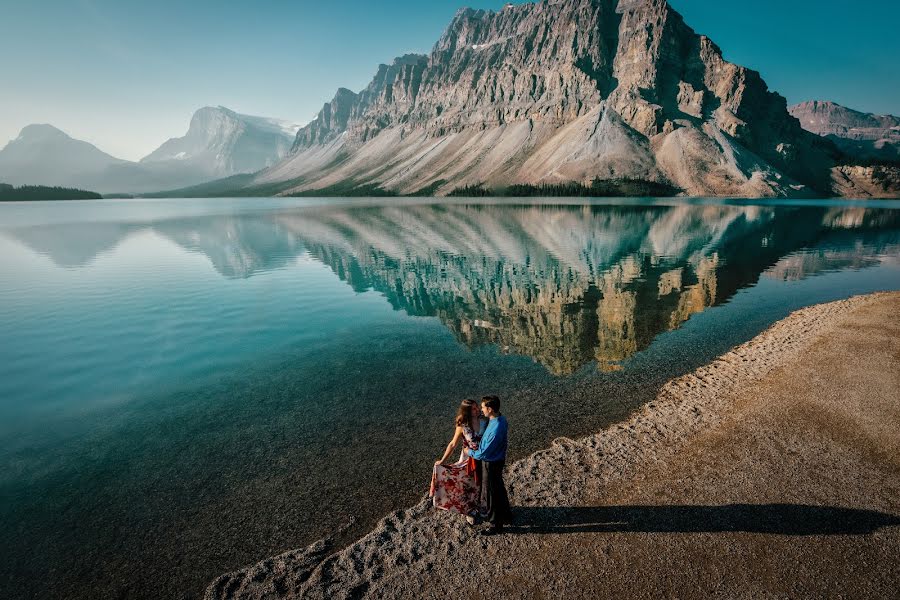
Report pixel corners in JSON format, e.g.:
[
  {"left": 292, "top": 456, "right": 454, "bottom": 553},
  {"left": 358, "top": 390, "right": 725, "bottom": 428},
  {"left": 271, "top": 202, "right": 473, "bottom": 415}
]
[{"left": 0, "top": 183, "right": 102, "bottom": 201}]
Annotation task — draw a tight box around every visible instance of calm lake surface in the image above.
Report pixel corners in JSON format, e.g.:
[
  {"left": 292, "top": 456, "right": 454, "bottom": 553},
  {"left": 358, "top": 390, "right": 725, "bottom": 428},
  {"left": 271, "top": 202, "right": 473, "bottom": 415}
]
[{"left": 2, "top": 197, "right": 899, "bottom": 599}]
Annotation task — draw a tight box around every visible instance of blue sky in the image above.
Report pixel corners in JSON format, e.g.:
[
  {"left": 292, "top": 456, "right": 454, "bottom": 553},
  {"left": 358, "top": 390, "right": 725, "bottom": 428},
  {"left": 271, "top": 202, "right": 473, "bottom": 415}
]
[{"left": 2, "top": 0, "right": 897, "bottom": 160}]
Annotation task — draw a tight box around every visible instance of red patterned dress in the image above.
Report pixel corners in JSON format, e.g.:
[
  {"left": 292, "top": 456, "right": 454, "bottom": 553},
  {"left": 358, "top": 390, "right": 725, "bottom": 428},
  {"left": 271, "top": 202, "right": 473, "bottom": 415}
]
[{"left": 429, "top": 423, "right": 483, "bottom": 515}]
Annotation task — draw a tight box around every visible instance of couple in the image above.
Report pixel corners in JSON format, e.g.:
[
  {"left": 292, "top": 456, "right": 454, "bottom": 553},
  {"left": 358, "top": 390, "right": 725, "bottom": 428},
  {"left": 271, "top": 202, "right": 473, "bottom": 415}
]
[{"left": 429, "top": 395, "right": 512, "bottom": 535}]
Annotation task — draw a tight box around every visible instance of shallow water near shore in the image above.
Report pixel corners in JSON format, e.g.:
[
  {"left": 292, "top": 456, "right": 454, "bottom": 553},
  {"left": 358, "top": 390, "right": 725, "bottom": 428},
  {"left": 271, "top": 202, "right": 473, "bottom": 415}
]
[{"left": 1, "top": 197, "right": 899, "bottom": 599}]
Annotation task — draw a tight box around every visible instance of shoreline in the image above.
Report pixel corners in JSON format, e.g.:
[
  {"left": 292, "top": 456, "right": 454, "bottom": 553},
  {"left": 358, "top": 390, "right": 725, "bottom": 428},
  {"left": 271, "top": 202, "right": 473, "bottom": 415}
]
[{"left": 206, "top": 292, "right": 900, "bottom": 599}]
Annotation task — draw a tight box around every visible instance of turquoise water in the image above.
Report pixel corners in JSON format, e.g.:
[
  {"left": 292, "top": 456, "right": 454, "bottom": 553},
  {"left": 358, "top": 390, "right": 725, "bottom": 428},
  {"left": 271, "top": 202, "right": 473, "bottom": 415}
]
[{"left": 1, "top": 197, "right": 899, "bottom": 599}]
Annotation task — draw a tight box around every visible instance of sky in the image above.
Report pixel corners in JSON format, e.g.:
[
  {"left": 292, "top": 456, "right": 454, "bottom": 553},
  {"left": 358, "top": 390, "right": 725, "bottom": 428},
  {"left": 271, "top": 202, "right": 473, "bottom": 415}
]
[{"left": 1, "top": 0, "right": 897, "bottom": 161}]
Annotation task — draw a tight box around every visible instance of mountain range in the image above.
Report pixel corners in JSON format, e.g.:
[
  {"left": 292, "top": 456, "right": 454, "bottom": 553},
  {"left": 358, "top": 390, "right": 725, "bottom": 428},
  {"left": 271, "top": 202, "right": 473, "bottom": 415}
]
[
  {"left": 3, "top": 0, "right": 899, "bottom": 199},
  {"left": 0, "top": 107, "right": 300, "bottom": 194}
]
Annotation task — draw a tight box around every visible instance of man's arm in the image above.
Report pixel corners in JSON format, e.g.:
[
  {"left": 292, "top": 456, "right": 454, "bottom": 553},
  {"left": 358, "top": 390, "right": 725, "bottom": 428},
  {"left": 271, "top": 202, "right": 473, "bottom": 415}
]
[{"left": 469, "top": 423, "right": 496, "bottom": 461}]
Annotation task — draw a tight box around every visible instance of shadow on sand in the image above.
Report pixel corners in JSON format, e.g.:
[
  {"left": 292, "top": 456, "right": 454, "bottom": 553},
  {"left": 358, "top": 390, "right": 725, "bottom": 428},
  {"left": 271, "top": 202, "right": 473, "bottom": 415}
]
[{"left": 507, "top": 504, "right": 900, "bottom": 536}]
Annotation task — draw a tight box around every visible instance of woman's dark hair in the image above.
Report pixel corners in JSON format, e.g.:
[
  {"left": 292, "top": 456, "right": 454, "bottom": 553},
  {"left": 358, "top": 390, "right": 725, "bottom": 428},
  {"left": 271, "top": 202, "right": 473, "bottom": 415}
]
[
  {"left": 481, "top": 395, "right": 500, "bottom": 412},
  {"left": 455, "top": 398, "right": 478, "bottom": 427}
]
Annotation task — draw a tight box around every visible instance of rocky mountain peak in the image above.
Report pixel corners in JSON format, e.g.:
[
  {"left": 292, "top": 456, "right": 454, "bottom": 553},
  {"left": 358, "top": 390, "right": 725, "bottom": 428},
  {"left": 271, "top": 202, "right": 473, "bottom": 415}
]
[
  {"left": 180, "top": 106, "right": 246, "bottom": 146},
  {"left": 293, "top": 54, "right": 429, "bottom": 150},
  {"left": 293, "top": 88, "right": 359, "bottom": 149}
]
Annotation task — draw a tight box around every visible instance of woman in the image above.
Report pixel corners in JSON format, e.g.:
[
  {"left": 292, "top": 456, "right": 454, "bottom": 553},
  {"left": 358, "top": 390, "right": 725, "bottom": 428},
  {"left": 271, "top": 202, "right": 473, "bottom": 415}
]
[{"left": 430, "top": 398, "right": 485, "bottom": 522}]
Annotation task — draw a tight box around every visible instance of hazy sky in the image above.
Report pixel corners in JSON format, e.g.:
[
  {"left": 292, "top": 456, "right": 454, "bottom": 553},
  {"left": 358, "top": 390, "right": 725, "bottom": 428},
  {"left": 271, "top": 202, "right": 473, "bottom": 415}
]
[{"left": 2, "top": 0, "right": 897, "bottom": 161}]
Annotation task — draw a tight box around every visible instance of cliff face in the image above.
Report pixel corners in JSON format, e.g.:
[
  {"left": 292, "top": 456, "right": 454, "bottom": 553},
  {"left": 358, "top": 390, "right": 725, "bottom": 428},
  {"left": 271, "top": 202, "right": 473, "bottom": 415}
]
[
  {"left": 292, "top": 88, "right": 360, "bottom": 148},
  {"left": 254, "top": 0, "right": 851, "bottom": 198}
]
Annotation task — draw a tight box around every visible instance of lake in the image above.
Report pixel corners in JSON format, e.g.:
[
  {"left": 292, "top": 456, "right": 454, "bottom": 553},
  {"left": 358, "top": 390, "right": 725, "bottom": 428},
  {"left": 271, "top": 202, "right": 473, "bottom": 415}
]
[{"left": 2, "top": 197, "right": 899, "bottom": 599}]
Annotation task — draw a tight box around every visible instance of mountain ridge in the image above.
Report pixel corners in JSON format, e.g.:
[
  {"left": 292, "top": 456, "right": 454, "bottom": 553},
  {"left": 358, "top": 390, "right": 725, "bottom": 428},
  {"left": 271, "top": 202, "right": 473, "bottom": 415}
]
[{"left": 789, "top": 100, "right": 900, "bottom": 163}]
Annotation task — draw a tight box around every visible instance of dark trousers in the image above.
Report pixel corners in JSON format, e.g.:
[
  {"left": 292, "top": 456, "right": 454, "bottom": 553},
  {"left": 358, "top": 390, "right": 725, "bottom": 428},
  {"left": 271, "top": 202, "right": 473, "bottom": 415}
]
[{"left": 480, "top": 459, "right": 512, "bottom": 526}]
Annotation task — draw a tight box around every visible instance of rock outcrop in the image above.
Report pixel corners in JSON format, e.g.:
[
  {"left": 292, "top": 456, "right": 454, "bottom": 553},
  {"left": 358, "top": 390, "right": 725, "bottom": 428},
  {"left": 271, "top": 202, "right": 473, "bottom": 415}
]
[
  {"left": 830, "top": 165, "right": 900, "bottom": 199},
  {"left": 249, "top": 0, "right": 845, "bottom": 197}
]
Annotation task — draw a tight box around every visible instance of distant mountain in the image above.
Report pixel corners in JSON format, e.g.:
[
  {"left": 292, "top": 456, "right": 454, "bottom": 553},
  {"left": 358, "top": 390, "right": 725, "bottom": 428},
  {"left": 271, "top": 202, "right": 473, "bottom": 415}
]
[
  {"left": 0, "top": 107, "right": 301, "bottom": 194},
  {"left": 789, "top": 100, "right": 900, "bottom": 163},
  {"left": 0, "top": 124, "right": 127, "bottom": 188},
  {"left": 141, "top": 106, "right": 300, "bottom": 178}
]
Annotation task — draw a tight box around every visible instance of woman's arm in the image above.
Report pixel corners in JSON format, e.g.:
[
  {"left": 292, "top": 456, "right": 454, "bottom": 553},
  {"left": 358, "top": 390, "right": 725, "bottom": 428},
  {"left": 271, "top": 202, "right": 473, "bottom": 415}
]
[{"left": 435, "top": 426, "right": 463, "bottom": 465}]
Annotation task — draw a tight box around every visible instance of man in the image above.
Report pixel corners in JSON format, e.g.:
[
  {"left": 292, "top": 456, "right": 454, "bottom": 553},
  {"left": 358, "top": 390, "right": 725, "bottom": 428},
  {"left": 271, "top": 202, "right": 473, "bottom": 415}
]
[{"left": 467, "top": 395, "right": 511, "bottom": 535}]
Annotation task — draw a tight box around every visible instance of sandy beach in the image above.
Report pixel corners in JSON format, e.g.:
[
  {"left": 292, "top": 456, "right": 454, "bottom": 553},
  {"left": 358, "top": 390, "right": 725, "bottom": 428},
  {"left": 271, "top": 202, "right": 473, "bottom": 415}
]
[{"left": 206, "top": 291, "right": 900, "bottom": 599}]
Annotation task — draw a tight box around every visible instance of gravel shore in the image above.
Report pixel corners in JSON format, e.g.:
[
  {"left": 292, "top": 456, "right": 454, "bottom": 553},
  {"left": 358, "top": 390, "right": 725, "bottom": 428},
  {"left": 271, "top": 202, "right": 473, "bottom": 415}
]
[{"left": 206, "top": 292, "right": 900, "bottom": 599}]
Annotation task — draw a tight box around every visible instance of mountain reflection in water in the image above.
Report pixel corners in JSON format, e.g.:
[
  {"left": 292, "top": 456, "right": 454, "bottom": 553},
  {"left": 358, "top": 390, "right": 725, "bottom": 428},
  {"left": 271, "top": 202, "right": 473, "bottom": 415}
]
[
  {"left": 277, "top": 204, "right": 898, "bottom": 374},
  {"left": 7, "top": 203, "right": 900, "bottom": 376}
]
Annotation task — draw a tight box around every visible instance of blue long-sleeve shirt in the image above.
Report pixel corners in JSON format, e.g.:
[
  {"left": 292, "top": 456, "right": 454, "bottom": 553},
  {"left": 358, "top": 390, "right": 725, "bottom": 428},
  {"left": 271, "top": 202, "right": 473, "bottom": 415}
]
[{"left": 469, "top": 415, "right": 508, "bottom": 462}]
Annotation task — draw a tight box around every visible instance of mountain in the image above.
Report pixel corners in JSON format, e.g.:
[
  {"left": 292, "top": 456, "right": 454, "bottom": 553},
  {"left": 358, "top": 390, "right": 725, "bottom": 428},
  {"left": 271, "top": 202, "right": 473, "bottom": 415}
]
[
  {"left": 214, "top": 0, "right": 897, "bottom": 199},
  {"left": 0, "top": 124, "right": 127, "bottom": 188},
  {"left": 141, "top": 106, "right": 300, "bottom": 177},
  {"left": 0, "top": 108, "right": 300, "bottom": 194},
  {"left": 789, "top": 100, "right": 900, "bottom": 162}
]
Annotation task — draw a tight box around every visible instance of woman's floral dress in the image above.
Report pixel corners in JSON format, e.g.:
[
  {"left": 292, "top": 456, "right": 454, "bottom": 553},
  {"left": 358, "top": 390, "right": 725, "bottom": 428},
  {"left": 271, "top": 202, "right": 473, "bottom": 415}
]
[{"left": 430, "top": 422, "right": 483, "bottom": 515}]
